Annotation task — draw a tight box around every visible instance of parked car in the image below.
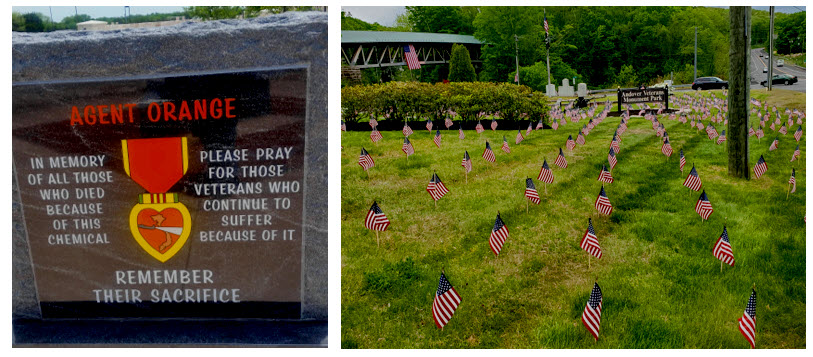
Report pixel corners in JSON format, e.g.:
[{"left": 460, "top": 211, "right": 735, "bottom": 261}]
[
  {"left": 761, "top": 74, "right": 798, "bottom": 86},
  {"left": 777, "top": 59, "right": 784, "bottom": 67},
  {"left": 691, "top": 77, "right": 729, "bottom": 90}
]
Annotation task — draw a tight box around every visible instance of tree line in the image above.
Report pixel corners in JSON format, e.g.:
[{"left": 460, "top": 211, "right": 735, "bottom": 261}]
[{"left": 341, "top": 6, "right": 805, "bottom": 89}]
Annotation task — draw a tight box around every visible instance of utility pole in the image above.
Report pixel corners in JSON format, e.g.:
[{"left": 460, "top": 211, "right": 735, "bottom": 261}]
[
  {"left": 768, "top": 6, "right": 774, "bottom": 91},
  {"left": 694, "top": 26, "right": 698, "bottom": 82},
  {"left": 728, "top": 6, "right": 751, "bottom": 179},
  {"left": 75, "top": 6, "right": 78, "bottom": 17},
  {"left": 514, "top": 34, "right": 520, "bottom": 85}
]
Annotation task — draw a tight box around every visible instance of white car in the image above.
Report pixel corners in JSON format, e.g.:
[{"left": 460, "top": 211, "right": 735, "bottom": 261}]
[
  {"left": 763, "top": 67, "right": 768, "bottom": 73},
  {"left": 777, "top": 59, "right": 784, "bottom": 67}
]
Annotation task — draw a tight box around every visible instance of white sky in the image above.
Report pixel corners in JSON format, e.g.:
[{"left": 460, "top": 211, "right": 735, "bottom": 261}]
[{"left": 11, "top": 6, "right": 186, "bottom": 22}]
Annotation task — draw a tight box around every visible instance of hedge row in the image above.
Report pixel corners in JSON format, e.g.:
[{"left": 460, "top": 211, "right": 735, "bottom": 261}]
[{"left": 341, "top": 82, "right": 551, "bottom": 126}]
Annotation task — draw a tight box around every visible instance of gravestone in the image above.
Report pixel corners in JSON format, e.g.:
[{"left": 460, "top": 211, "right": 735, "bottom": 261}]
[
  {"left": 577, "top": 83, "right": 588, "bottom": 97},
  {"left": 545, "top": 83, "right": 558, "bottom": 97},
  {"left": 558, "top": 78, "right": 575, "bottom": 97},
  {"left": 12, "top": 12, "right": 327, "bottom": 345}
]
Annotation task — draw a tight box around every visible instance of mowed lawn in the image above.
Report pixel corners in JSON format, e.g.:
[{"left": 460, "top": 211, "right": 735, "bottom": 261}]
[{"left": 341, "top": 89, "right": 805, "bottom": 348}]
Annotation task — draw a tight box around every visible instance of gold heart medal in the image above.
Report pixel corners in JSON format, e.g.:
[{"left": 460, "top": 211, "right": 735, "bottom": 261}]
[{"left": 122, "top": 137, "right": 191, "bottom": 263}]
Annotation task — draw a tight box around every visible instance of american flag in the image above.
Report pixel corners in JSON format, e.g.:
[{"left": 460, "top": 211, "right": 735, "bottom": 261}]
[
  {"left": 370, "top": 115, "right": 378, "bottom": 128},
  {"left": 610, "top": 134, "right": 620, "bottom": 154},
  {"left": 475, "top": 121, "right": 485, "bottom": 133},
  {"left": 526, "top": 122, "right": 533, "bottom": 137},
  {"left": 543, "top": 14, "right": 549, "bottom": 34},
  {"left": 516, "top": 129, "right": 524, "bottom": 145},
  {"left": 769, "top": 121, "right": 775, "bottom": 131},
  {"left": 427, "top": 172, "right": 449, "bottom": 201},
  {"left": 791, "top": 145, "right": 800, "bottom": 162},
  {"left": 489, "top": 213, "right": 509, "bottom": 256},
  {"left": 501, "top": 136, "right": 511, "bottom": 153},
  {"left": 707, "top": 125, "right": 718, "bottom": 140},
  {"left": 607, "top": 148, "right": 617, "bottom": 170},
  {"left": 598, "top": 164, "right": 613, "bottom": 184},
  {"left": 432, "top": 272, "right": 461, "bottom": 329},
  {"left": 434, "top": 130, "right": 442, "bottom": 148},
  {"left": 537, "top": 119, "right": 545, "bottom": 130},
  {"left": 552, "top": 118, "right": 559, "bottom": 130},
  {"left": 697, "top": 121, "right": 705, "bottom": 131},
  {"left": 555, "top": 148, "right": 568, "bottom": 168},
  {"left": 580, "top": 218, "right": 602, "bottom": 259},
  {"left": 341, "top": 120, "right": 346, "bottom": 131},
  {"left": 402, "top": 137, "right": 414, "bottom": 156},
  {"left": 365, "top": 201, "right": 390, "bottom": 231},
  {"left": 756, "top": 126, "right": 764, "bottom": 139},
  {"left": 403, "top": 44, "right": 421, "bottom": 70},
  {"left": 538, "top": 159, "right": 554, "bottom": 184},
  {"left": 789, "top": 168, "right": 796, "bottom": 193},
  {"left": 461, "top": 151, "right": 472, "bottom": 173},
  {"left": 483, "top": 142, "right": 496, "bottom": 163},
  {"left": 358, "top": 147, "right": 375, "bottom": 171},
  {"left": 662, "top": 138, "right": 673, "bottom": 157},
  {"left": 713, "top": 225, "right": 735, "bottom": 267},
  {"left": 595, "top": 186, "right": 613, "bottom": 215},
  {"left": 753, "top": 155, "right": 767, "bottom": 179},
  {"left": 403, "top": 123, "right": 414, "bottom": 137},
  {"left": 716, "top": 130, "right": 727, "bottom": 145},
  {"left": 679, "top": 149, "right": 686, "bottom": 173},
  {"left": 491, "top": 119, "right": 498, "bottom": 131},
  {"left": 514, "top": 72, "right": 519, "bottom": 83},
  {"left": 738, "top": 289, "right": 757, "bottom": 349},
  {"left": 525, "top": 178, "right": 541, "bottom": 204},
  {"left": 566, "top": 135, "right": 576, "bottom": 151},
  {"left": 426, "top": 119, "right": 433, "bottom": 132},
  {"left": 581, "top": 282, "right": 603, "bottom": 341},
  {"left": 370, "top": 128, "right": 383, "bottom": 143},
  {"left": 445, "top": 117, "right": 453, "bottom": 129},
  {"left": 779, "top": 123, "right": 788, "bottom": 135},
  {"left": 695, "top": 190, "right": 713, "bottom": 220},
  {"left": 683, "top": 165, "right": 702, "bottom": 191},
  {"left": 794, "top": 126, "right": 803, "bottom": 142},
  {"left": 576, "top": 131, "right": 586, "bottom": 145},
  {"left": 459, "top": 126, "right": 465, "bottom": 140}
]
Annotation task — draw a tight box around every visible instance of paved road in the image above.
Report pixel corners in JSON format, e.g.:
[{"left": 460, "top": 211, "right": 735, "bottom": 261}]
[{"left": 750, "top": 47, "right": 806, "bottom": 93}]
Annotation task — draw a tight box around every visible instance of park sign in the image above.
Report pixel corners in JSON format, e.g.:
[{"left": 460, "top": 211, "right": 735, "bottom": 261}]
[
  {"left": 12, "top": 12, "right": 326, "bottom": 345},
  {"left": 617, "top": 88, "right": 669, "bottom": 111}
]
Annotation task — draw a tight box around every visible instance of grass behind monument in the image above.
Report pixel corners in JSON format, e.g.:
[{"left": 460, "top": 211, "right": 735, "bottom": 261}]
[{"left": 340, "top": 89, "right": 805, "bottom": 348}]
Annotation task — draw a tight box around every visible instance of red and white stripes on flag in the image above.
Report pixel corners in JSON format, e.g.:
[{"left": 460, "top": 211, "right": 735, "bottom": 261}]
[
  {"left": 555, "top": 148, "right": 568, "bottom": 168},
  {"left": 595, "top": 186, "right": 613, "bottom": 215},
  {"left": 696, "top": 190, "right": 713, "bottom": 220},
  {"left": 576, "top": 131, "right": 586, "bottom": 145},
  {"left": 598, "top": 164, "right": 613, "bottom": 184},
  {"left": 475, "top": 121, "right": 485, "bottom": 133},
  {"left": 794, "top": 126, "right": 803, "bottom": 142},
  {"left": 524, "top": 178, "right": 541, "bottom": 204},
  {"left": 426, "top": 119, "right": 433, "bottom": 132},
  {"left": 713, "top": 225, "right": 735, "bottom": 267},
  {"left": 489, "top": 213, "right": 509, "bottom": 256},
  {"left": 462, "top": 151, "right": 472, "bottom": 173},
  {"left": 580, "top": 218, "right": 602, "bottom": 259},
  {"left": 753, "top": 155, "right": 767, "bottom": 179},
  {"left": 662, "top": 138, "right": 673, "bottom": 157},
  {"left": 538, "top": 159, "right": 554, "bottom": 184},
  {"left": 426, "top": 172, "right": 449, "bottom": 201},
  {"left": 607, "top": 148, "right": 617, "bottom": 170},
  {"left": 370, "top": 128, "right": 383, "bottom": 143},
  {"left": 789, "top": 168, "right": 796, "bottom": 193},
  {"left": 403, "top": 44, "right": 421, "bottom": 70},
  {"left": 716, "top": 130, "right": 727, "bottom": 145},
  {"left": 679, "top": 149, "right": 686, "bottom": 173},
  {"left": 403, "top": 123, "right": 414, "bottom": 137},
  {"left": 459, "top": 126, "right": 465, "bottom": 140},
  {"left": 402, "top": 137, "right": 414, "bottom": 156},
  {"left": 445, "top": 117, "right": 453, "bottom": 129},
  {"left": 683, "top": 165, "right": 702, "bottom": 191},
  {"left": 791, "top": 145, "right": 800, "bottom": 162},
  {"left": 738, "top": 289, "right": 757, "bottom": 349},
  {"left": 515, "top": 130, "right": 524, "bottom": 145},
  {"left": 501, "top": 136, "right": 511, "bottom": 153},
  {"left": 566, "top": 135, "right": 576, "bottom": 151},
  {"left": 432, "top": 272, "right": 461, "bottom": 329},
  {"left": 365, "top": 201, "right": 390, "bottom": 231},
  {"left": 491, "top": 119, "right": 498, "bottom": 131},
  {"left": 358, "top": 147, "right": 375, "bottom": 171},
  {"left": 483, "top": 141, "right": 496, "bottom": 163},
  {"left": 749, "top": 126, "right": 756, "bottom": 137},
  {"left": 582, "top": 282, "right": 603, "bottom": 341},
  {"left": 434, "top": 130, "right": 442, "bottom": 148}
]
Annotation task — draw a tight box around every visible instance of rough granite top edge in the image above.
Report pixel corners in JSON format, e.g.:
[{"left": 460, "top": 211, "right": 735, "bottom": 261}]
[{"left": 12, "top": 11, "right": 327, "bottom": 44}]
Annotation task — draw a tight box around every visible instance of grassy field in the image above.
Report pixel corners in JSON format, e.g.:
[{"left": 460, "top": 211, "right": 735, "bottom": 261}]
[{"left": 341, "top": 89, "right": 806, "bottom": 348}]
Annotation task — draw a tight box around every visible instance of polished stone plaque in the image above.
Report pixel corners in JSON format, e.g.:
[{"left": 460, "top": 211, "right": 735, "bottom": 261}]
[{"left": 13, "top": 68, "right": 307, "bottom": 319}]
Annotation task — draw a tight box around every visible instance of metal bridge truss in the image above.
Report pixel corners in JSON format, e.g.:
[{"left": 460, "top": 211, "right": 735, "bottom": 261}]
[{"left": 341, "top": 43, "right": 482, "bottom": 69}]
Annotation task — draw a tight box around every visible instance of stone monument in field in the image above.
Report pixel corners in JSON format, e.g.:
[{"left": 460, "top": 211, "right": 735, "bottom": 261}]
[{"left": 12, "top": 11, "right": 327, "bottom": 346}]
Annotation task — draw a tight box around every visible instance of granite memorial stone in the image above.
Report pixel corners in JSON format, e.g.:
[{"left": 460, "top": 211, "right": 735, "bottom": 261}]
[
  {"left": 545, "top": 83, "right": 557, "bottom": 97},
  {"left": 12, "top": 12, "right": 327, "bottom": 345},
  {"left": 577, "top": 83, "right": 588, "bottom": 97},
  {"left": 558, "top": 78, "right": 574, "bottom": 97}
]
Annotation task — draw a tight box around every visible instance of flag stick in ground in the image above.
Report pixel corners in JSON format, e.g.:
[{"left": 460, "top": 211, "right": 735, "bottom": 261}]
[{"left": 375, "top": 230, "right": 379, "bottom": 248}]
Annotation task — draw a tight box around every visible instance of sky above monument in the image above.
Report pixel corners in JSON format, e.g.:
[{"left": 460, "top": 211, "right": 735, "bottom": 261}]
[
  {"left": 12, "top": 6, "right": 186, "bottom": 22},
  {"left": 341, "top": 6, "right": 805, "bottom": 28}
]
